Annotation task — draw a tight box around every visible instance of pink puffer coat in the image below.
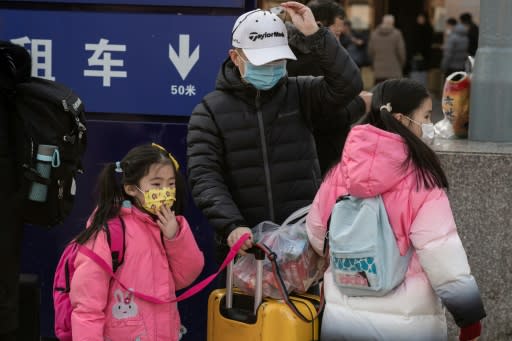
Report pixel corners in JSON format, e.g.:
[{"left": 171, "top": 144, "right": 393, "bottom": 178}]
[
  {"left": 70, "top": 205, "right": 204, "bottom": 341},
  {"left": 306, "top": 124, "right": 485, "bottom": 340}
]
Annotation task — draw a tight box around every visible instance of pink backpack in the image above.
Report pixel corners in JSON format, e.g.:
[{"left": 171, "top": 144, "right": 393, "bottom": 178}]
[{"left": 53, "top": 216, "right": 126, "bottom": 341}]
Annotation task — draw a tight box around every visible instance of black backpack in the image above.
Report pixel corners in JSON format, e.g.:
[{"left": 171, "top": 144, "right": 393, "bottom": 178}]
[{"left": 0, "top": 41, "right": 87, "bottom": 227}]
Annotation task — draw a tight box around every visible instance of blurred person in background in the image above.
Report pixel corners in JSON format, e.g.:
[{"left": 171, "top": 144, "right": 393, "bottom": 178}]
[
  {"left": 368, "top": 14, "right": 406, "bottom": 84},
  {"left": 408, "top": 12, "right": 433, "bottom": 87},
  {"left": 286, "top": 0, "right": 372, "bottom": 175},
  {"left": 340, "top": 20, "right": 370, "bottom": 69},
  {"left": 308, "top": 0, "right": 345, "bottom": 40},
  {"left": 459, "top": 12, "right": 479, "bottom": 57},
  {"left": 444, "top": 17, "right": 457, "bottom": 43},
  {"left": 287, "top": 0, "right": 347, "bottom": 78},
  {"left": 441, "top": 22, "right": 469, "bottom": 78}
]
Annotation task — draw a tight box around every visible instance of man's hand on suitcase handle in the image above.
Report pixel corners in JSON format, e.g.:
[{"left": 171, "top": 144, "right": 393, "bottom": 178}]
[{"left": 227, "top": 227, "right": 253, "bottom": 255}]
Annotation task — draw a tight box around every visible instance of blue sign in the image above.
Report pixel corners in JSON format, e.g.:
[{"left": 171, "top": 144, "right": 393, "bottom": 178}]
[
  {"left": 3, "top": 0, "right": 245, "bottom": 8},
  {"left": 0, "top": 9, "right": 236, "bottom": 115}
]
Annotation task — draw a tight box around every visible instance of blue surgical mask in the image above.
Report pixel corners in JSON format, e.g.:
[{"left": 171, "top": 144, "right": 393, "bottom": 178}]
[{"left": 241, "top": 59, "right": 287, "bottom": 90}]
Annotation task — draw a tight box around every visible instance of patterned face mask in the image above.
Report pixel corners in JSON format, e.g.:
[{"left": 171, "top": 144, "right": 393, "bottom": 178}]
[{"left": 136, "top": 186, "right": 176, "bottom": 215}]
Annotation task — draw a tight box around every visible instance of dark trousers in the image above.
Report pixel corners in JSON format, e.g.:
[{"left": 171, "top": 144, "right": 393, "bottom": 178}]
[
  {"left": 0, "top": 87, "right": 23, "bottom": 338},
  {"left": 0, "top": 210, "right": 23, "bottom": 334}
]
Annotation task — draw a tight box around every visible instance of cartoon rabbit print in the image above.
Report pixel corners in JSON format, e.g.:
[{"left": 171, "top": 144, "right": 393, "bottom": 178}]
[{"left": 112, "top": 289, "right": 138, "bottom": 319}]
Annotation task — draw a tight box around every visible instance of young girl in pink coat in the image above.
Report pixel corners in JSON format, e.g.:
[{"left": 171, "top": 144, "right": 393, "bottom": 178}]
[
  {"left": 70, "top": 143, "right": 204, "bottom": 341},
  {"left": 307, "top": 79, "right": 485, "bottom": 341}
]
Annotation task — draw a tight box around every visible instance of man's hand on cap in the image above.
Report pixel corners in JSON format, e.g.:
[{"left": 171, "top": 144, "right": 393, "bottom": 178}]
[{"left": 281, "top": 1, "right": 319, "bottom": 36}]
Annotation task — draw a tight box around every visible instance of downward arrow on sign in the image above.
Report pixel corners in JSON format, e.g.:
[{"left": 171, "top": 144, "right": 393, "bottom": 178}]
[{"left": 169, "top": 34, "right": 200, "bottom": 80}]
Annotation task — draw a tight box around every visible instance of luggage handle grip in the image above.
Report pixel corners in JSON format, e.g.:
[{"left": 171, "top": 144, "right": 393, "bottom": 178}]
[{"left": 226, "top": 246, "right": 265, "bottom": 314}]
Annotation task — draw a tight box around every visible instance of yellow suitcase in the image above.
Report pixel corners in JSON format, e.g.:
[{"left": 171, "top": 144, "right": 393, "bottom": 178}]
[{"left": 207, "top": 255, "right": 320, "bottom": 341}]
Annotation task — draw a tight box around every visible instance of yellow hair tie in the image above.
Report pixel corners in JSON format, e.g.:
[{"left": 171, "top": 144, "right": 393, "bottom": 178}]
[{"left": 151, "top": 143, "right": 180, "bottom": 171}]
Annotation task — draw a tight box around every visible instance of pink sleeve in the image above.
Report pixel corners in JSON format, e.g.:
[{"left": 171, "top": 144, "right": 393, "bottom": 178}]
[
  {"left": 409, "top": 188, "right": 458, "bottom": 250},
  {"left": 163, "top": 216, "right": 204, "bottom": 290},
  {"left": 306, "top": 192, "right": 327, "bottom": 255},
  {"left": 70, "top": 232, "right": 111, "bottom": 340},
  {"left": 306, "top": 168, "right": 343, "bottom": 255}
]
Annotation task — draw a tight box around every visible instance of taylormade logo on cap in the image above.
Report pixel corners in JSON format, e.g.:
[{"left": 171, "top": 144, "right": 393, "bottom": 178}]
[
  {"left": 248, "top": 31, "right": 286, "bottom": 41},
  {"left": 232, "top": 9, "right": 297, "bottom": 66}
]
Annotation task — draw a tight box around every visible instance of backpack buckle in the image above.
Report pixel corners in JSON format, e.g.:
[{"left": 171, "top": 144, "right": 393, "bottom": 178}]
[{"left": 63, "top": 134, "right": 76, "bottom": 144}]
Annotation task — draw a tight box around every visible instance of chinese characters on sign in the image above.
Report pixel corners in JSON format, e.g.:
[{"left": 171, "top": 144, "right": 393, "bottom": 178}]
[
  {"left": 84, "top": 38, "right": 127, "bottom": 87},
  {"left": 171, "top": 84, "right": 196, "bottom": 96},
  {"left": 11, "top": 36, "right": 55, "bottom": 80},
  {"left": 10, "top": 35, "right": 199, "bottom": 96},
  {"left": 0, "top": 9, "right": 235, "bottom": 115}
]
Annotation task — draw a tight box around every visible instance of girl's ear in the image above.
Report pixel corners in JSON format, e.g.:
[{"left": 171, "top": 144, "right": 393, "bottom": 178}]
[
  {"left": 393, "top": 113, "right": 411, "bottom": 129},
  {"left": 124, "top": 184, "right": 138, "bottom": 197},
  {"left": 392, "top": 113, "right": 403, "bottom": 121}
]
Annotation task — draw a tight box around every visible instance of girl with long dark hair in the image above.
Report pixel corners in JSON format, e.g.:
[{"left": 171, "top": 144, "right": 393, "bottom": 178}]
[
  {"left": 306, "top": 79, "right": 485, "bottom": 340},
  {"left": 69, "top": 143, "right": 203, "bottom": 341}
]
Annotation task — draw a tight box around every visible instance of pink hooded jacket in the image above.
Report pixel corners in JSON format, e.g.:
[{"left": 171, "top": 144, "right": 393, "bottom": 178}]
[
  {"left": 307, "top": 124, "right": 485, "bottom": 340},
  {"left": 70, "top": 205, "right": 204, "bottom": 341}
]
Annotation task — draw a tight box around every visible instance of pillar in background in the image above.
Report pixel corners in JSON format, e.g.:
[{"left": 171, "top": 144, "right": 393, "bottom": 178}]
[{"left": 469, "top": 0, "right": 512, "bottom": 142}]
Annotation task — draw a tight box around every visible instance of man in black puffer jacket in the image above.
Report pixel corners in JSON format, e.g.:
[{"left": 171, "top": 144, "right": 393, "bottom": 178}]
[{"left": 187, "top": 2, "right": 362, "bottom": 261}]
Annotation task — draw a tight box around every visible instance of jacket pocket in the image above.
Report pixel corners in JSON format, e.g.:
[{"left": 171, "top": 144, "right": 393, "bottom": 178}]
[{"left": 105, "top": 317, "right": 148, "bottom": 341}]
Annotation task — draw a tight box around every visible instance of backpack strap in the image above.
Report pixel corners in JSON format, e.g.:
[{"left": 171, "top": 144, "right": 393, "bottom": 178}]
[
  {"left": 77, "top": 244, "right": 167, "bottom": 304},
  {"left": 104, "top": 216, "right": 126, "bottom": 273},
  {"left": 323, "top": 194, "right": 350, "bottom": 255}
]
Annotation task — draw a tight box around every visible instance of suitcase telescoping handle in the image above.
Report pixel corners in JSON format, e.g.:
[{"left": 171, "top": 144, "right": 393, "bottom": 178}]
[{"left": 226, "top": 246, "right": 265, "bottom": 314}]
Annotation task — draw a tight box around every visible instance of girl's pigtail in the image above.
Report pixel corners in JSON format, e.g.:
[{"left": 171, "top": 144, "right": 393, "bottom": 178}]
[{"left": 75, "top": 162, "right": 125, "bottom": 245}]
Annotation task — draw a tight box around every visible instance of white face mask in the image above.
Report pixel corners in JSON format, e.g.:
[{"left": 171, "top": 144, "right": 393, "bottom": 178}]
[
  {"left": 404, "top": 116, "right": 435, "bottom": 144},
  {"left": 420, "top": 122, "right": 435, "bottom": 144}
]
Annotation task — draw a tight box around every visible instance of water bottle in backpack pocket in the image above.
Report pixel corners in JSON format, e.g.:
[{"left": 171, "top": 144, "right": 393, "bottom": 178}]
[
  {"left": 28, "top": 144, "right": 60, "bottom": 202},
  {"left": 14, "top": 77, "right": 87, "bottom": 227},
  {"left": 328, "top": 195, "right": 412, "bottom": 297}
]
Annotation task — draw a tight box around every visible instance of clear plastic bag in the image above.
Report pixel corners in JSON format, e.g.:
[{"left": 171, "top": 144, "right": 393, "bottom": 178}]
[
  {"left": 233, "top": 206, "right": 325, "bottom": 299},
  {"left": 434, "top": 117, "right": 455, "bottom": 139}
]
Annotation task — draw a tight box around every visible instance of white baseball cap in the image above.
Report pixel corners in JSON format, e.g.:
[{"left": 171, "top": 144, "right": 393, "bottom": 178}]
[{"left": 232, "top": 9, "right": 297, "bottom": 66}]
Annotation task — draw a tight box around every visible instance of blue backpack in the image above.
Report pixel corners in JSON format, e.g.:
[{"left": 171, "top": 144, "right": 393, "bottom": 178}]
[{"left": 327, "top": 195, "right": 412, "bottom": 297}]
